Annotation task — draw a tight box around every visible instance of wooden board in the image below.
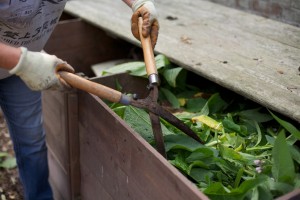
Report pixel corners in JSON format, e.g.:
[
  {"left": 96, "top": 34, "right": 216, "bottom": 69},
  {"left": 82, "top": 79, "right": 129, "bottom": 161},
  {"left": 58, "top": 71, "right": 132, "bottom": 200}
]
[
  {"left": 43, "top": 90, "right": 73, "bottom": 200},
  {"left": 77, "top": 91, "right": 209, "bottom": 200},
  {"left": 64, "top": 0, "right": 300, "bottom": 123},
  {"left": 44, "top": 18, "right": 134, "bottom": 77}
]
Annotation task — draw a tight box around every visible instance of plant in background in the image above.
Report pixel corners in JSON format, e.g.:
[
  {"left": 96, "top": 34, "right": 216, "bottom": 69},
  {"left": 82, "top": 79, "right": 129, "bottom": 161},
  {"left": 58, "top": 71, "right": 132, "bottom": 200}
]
[
  {"left": 0, "top": 152, "right": 16, "bottom": 169},
  {"left": 103, "top": 54, "right": 300, "bottom": 200}
]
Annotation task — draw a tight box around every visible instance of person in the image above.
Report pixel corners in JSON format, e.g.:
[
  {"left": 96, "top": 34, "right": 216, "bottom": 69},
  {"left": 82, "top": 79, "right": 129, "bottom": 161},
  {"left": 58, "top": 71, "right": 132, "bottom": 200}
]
[{"left": 0, "top": 0, "right": 159, "bottom": 199}]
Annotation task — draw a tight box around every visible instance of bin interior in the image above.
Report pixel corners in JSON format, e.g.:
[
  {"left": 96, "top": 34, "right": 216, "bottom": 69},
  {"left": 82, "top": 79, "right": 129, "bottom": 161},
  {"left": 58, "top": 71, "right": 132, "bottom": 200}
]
[{"left": 43, "top": 12, "right": 300, "bottom": 200}]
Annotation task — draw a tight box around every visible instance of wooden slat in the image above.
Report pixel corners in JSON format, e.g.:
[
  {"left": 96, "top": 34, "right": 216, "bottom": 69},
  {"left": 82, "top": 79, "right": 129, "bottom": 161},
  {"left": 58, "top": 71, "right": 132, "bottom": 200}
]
[
  {"left": 48, "top": 150, "right": 70, "bottom": 200},
  {"left": 43, "top": 89, "right": 80, "bottom": 200},
  {"left": 43, "top": 91, "right": 69, "bottom": 172},
  {"left": 80, "top": 164, "right": 113, "bottom": 200},
  {"left": 64, "top": 0, "right": 300, "bottom": 123},
  {"left": 67, "top": 93, "right": 81, "bottom": 200},
  {"left": 78, "top": 91, "right": 209, "bottom": 200},
  {"left": 44, "top": 18, "right": 134, "bottom": 77}
]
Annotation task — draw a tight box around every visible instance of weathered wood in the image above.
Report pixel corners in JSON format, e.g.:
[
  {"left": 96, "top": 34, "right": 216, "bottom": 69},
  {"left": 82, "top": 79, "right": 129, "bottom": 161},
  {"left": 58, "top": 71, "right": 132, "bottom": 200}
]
[
  {"left": 276, "top": 188, "right": 300, "bottom": 200},
  {"left": 48, "top": 151, "right": 70, "bottom": 200},
  {"left": 66, "top": 93, "right": 81, "bottom": 200},
  {"left": 44, "top": 18, "right": 134, "bottom": 77},
  {"left": 43, "top": 91, "right": 69, "bottom": 172},
  {"left": 64, "top": 0, "right": 300, "bottom": 123},
  {"left": 78, "top": 89, "right": 209, "bottom": 200},
  {"left": 43, "top": 89, "right": 81, "bottom": 200}
]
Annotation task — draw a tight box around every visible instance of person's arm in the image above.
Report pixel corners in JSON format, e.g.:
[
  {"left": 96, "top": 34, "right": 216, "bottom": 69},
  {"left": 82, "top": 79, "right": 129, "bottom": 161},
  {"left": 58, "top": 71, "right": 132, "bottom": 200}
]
[
  {"left": 0, "top": 43, "right": 22, "bottom": 70},
  {"left": 122, "top": 0, "right": 159, "bottom": 49},
  {"left": 122, "top": 0, "right": 135, "bottom": 7},
  {"left": 0, "top": 42, "right": 74, "bottom": 91}
]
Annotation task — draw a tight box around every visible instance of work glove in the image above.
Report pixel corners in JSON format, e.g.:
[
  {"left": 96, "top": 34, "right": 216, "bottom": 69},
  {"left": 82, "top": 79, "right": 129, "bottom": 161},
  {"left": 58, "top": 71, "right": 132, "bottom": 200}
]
[
  {"left": 131, "top": 0, "right": 159, "bottom": 49},
  {"left": 9, "top": 47, "right": 75, "bottom": 91}
]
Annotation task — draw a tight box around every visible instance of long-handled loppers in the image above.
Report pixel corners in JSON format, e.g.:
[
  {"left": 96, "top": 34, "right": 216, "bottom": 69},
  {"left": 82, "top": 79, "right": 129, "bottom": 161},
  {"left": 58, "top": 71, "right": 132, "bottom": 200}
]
[{"left": 58, "top": 18, "right": 202, "bottom": 157}]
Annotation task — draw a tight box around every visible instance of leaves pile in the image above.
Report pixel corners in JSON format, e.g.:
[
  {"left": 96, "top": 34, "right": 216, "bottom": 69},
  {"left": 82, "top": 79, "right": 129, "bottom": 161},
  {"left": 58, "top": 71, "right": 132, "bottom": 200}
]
[{"left": 102, "top": 55, "right": 300, "bottom": 200}]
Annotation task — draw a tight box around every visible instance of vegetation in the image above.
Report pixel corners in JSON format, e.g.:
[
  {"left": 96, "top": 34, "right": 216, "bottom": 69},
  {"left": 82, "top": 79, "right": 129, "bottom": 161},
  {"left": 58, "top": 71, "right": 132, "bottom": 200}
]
[{"left": 103, "top": 55, "right": 300, "bottom": 199}]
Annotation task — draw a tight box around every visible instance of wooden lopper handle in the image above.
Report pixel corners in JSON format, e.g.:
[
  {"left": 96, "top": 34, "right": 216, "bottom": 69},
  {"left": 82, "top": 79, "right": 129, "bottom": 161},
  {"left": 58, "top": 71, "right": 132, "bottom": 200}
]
[
  {"left": 58, "top": 71, "right": 123, "bottom": 103},
  {"left": 138, "top": 17, "right": 158, "bottom": 77}
]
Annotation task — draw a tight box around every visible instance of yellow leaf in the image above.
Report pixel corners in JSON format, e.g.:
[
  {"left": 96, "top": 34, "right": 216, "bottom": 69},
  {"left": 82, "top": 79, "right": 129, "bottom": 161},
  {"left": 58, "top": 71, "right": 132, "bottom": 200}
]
[
  {"left": 234, "top": 144, "right": 243, "bottom": 152},
  {"left": 192, "top": 115, "right": 223, "bottom": 131},
  {"left": 178, "top": 98, "right": 186, "bottom": 106}
]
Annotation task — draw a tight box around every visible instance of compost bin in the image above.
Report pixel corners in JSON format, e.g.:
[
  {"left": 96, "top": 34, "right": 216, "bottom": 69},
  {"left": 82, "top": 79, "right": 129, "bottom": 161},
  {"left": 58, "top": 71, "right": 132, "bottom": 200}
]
[{"left": 42, "top": 13, "right": 300, "bottom": 200}]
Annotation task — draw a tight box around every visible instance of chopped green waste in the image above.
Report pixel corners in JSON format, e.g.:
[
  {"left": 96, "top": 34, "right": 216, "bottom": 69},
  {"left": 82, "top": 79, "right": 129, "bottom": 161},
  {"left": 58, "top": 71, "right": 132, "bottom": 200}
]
[{"left": 104, "top": 54, "right": 300, "bottom": 200}]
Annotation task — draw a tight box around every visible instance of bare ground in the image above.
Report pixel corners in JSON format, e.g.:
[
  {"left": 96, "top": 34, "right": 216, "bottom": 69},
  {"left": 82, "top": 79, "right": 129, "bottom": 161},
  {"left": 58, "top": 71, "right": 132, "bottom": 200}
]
[{"left": 0, "top": 115, "right": 24, "bottom": 200}]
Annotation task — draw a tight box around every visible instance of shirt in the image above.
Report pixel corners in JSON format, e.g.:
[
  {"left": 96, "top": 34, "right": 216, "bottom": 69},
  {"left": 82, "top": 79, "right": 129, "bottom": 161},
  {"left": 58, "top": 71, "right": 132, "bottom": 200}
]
[{"left": 0, "top": 0, "right": 68, "bottom": 79}]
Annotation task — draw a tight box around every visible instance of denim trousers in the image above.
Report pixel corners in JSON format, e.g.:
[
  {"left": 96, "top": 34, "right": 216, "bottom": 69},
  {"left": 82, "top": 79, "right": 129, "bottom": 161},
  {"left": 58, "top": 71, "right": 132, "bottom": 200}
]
[{"left": 0, "top": 75, "right": 53, "bottom": 200}]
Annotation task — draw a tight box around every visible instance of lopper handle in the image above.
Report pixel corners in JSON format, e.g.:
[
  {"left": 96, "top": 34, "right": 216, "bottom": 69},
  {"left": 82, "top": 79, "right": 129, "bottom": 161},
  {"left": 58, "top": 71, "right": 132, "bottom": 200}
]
[
  {"left": 138, "top": 17, "right": 158, "bottom": 83},
  {"left": 58, "top": 71, "right": 123, "bottom": 103}
]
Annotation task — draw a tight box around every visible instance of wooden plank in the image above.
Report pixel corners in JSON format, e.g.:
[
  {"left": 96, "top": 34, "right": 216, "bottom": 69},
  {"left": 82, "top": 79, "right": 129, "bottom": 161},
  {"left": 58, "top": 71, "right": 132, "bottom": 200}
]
[
  {"left": 77, "top": 91, "right": 209, "bottom": 200},
  {"left": 44, "top": 19, "right": 135, "bottom": 77},
  {"left": 64, "top": 0, "right": 300, "bottom": 123},
  {"left": 48, "top": 150, "right": 71, "bottom": 200},
  {"left": 66, "top": 93, "right": 81, "bottom": 200},
  {"left": 80, "top": 137, "right": 148, "bottom": 200},
  {"left": 80, "top": 164, "right": 113, "bottom": 200},
  {"left": 43, "top": 91, "right": 69, "bottom": 172},
  {"left": 43, "top": 89, "right": 80, "bottom": 200},
  {"left": 276, "top": 188, "right": 300, "bottom": 200}
]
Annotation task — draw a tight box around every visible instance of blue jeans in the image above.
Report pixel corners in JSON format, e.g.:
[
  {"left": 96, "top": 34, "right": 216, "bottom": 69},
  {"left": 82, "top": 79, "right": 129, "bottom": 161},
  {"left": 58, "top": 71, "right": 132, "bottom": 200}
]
[{"left": 0, "top": 75, "right": 53, "bottom": 200}]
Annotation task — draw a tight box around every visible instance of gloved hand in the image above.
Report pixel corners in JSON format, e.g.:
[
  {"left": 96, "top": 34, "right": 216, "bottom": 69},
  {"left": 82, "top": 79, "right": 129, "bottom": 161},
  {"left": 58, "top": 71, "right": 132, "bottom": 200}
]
[
  {"left": 131, "top": 0, "right": 159, "bottom": 49},
  {"left": 9, "top": 47, "right": 75, "bottom": 91}
]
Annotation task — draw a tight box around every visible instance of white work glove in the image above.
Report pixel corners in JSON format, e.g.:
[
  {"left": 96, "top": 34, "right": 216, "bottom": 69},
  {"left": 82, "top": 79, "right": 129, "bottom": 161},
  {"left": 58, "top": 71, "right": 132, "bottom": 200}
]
[
  {"left": 131, "top": 0, "right": 159, "bottom": 49},
  {"left": 9, "top": 47, "right": 75, "bottom": 91}
]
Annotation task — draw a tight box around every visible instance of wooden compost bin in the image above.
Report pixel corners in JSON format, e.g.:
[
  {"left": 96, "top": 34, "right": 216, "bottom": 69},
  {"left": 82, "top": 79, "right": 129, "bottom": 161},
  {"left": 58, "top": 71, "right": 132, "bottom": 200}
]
[
  {"left": 42, "top": 16, "right": 209, "bottom": 200},
  {"left": 42, "top": 12, "right": 300, "bottom": 200}
]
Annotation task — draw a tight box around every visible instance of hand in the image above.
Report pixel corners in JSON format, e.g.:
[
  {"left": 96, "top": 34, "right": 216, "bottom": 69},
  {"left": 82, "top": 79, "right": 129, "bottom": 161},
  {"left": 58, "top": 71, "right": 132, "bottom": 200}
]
[
  {"left": 131, "top": 0, "right": 159, "bottom": 49},
  {"left": 9, "top": 47, "right": 75, "bottom": 91}
]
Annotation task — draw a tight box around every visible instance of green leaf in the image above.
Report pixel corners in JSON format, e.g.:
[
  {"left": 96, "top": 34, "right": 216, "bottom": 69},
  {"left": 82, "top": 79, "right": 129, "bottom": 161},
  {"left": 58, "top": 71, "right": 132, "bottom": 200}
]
[
  {"left": 112, "top": 105, "right": 126, "bottom": 118},
  {"left": 253, "top": 121, "right": 262, "bottom": 147},
  {"left": 219, "top": 145, "right": 246, "bottom": 166},
  {"left": 253, "top": 186, "right": 273, "bottom": 200},
  {"left": 269, "top": 110, "right": 300, "bottom": 140},
  {"left": 0, "top": 157, "right": 17, "bottom": 169},
  {"left": 238, "top": 108, "right": 273, "bottom": 123},
  {"left": 186, "top": 98, "right": 207, "bottom": 112},
  {"left": 204, "top": 176, "right": 267, "bottom": 200},
  {"left": 222, "top": 118, "right": 247, "bottom": 136},
  {"left": 289, "top": 145, "right": 300, "bottom": 165},
  {"left": 164, "top": 134, "right": 203, "bottom": 152},
  {"left": 190, "top": 168, "right": 214, "bottom": 183},
  {"left": 272, "top": 132, "right": 295, "bottom": 184},
  {"left": 162, "top": 67, "right": 183, "bottom": 87},
  {"left": 186, "top": 147, "right": 218, "bottom": 162},
  {"left": 102, "top": 61, "right": 145, "bottom": 76},
  {"left": 234, "top": 168, "right": 244, "bottom": 188},
  {"left": 169, "top": 151, "right": 189, "bottom": 174},
  {"left": 155, "top": 54, "right": 171, "bottom": 69},
  {"left": 0, "top": 152, "right": 8, "bottom": 157},
  {"left": 123, "top": 106, "right": 173, "bottom": 142},
  {"left": 202, "top": 93, "right": 228, "bottom": 115},
  {"left": 102, "top": 54, "right": 169, "bottom": 77},
  {"left": 160, "top": 87, "right": 180, "bottom": 108},
  {"left": 266, "top": 176, "right": 295, "bottom": 196}
]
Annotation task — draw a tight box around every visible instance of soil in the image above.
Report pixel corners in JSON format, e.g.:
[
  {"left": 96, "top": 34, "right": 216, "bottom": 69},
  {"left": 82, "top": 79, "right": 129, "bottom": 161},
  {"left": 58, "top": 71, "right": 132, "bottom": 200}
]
[{"left": 0, "top": 114, "right": 24, "bottom": 200}]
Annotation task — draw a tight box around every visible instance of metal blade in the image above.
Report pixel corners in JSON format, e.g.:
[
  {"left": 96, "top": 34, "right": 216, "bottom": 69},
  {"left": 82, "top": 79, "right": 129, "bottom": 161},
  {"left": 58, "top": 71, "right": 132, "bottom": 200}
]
[
  {"left": 148, "top": 86, "right": 166, "bottom": 157},
  {"left": 149, "top": 112, "right": 166, "bottom": 157},
  {"left": 130, "top": 95, "right": 202, "bottom": 144}
]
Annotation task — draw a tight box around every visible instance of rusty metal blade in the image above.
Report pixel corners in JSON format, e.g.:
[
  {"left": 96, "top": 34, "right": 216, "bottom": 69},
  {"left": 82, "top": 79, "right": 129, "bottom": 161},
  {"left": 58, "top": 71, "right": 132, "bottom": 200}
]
[
  {"left": 149, "top": 112, "right": 167, "bottom": 157},
  {"left": 148, "top": 86, "right": 167, "bottom": 157},
  {"left": 130, "top": 98, "right": 203, "bottom": 144}
]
